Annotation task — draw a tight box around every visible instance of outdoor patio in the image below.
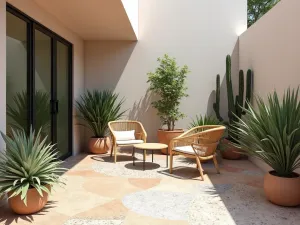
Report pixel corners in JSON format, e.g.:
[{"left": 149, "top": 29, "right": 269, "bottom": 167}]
[{"left": 1, "top": 150, "right": 299, "bottom": 225}]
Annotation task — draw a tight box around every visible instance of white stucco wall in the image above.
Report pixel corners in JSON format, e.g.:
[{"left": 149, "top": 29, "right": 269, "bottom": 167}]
[
  {"left": 0, "top": 0, "right": 6, "bottom": 149},
  {"left": 84, "top": 0, "right": 247, "bottom": 142},
  {"left": 3, "top": 0, "right": 85, "bottom": 155},
  {"left": 239, "top": 0, "right": 300, "bottom": 173}
]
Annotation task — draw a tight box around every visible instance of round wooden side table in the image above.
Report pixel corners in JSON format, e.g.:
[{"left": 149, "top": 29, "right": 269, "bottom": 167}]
[{"left": 133, "top": 143, "right": 168, "bottom": 170}]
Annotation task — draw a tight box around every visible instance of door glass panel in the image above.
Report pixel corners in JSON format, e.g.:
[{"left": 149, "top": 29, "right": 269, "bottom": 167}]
[
  {"left": 34, "top": 30, "right": 51, "bottom": 141},
  {"left": 56, "top": 41, "right": 70, "bottom": 157},
  {"left": 6, "top": 12, "right": 28, "bottom": 134}
]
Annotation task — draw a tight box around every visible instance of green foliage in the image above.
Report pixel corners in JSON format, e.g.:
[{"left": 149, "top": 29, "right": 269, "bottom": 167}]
[
  {"left": 233, "top": 88, "right": 300, "bottom": 177},
  {"left": 75, "top": 90, "right": 126, "bottom": 137},
  {"left": 213, "top": 55, "right": 253, "bottom": 140},
  {"left": 189, "top": 115, "right": 222, "bottom": 129},
  {"left": 0, "top": 128, "right": 66, "bottom": 205},
  {"left": 147, "top": 54, "right": 190, "bottom": 131},
  {"left": 248, "top": 0, "right": 280, "bottom": 27},
  {"left": 6, "top": 91, "right": 50, "bottom": 136}
]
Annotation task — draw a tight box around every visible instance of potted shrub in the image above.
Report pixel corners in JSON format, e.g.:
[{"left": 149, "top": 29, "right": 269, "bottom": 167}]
[
  {"left": 0, "top": 128, "right": 66, "bottom": 214},
  {"left": 76, "top": 90, "right": 126, "bottom": 154},
  {"left": 233, "top": 88, "right": 300, "bottom": 206},
  {"left": 213, "top": 55, "right": 253, "bottom": 159},
  {"left": 147, "top": 54, "right": 189, "bottom": 154}
]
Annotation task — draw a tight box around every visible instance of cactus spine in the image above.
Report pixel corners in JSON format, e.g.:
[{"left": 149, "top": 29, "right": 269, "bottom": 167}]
[{"left": 213, "top": 55, "right": 253, "bottom": 139}]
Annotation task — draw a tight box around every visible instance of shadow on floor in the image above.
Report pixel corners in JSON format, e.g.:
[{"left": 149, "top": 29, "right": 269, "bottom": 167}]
[{"left": 0, "top": 201, "right": 57, "bottom": 225}]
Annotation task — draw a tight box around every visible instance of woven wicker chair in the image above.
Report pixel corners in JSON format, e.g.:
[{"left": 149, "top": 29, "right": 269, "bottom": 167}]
[
  {"left": 169, "top": 125, "right": 226, "bottom": 181},
  {"left": 108, "top": 120, "right": 147, "bottom": 163}
]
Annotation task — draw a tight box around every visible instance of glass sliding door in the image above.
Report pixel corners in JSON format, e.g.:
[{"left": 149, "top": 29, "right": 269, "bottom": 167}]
[
  {"left": 56, "top": 41, "right": 71, "bottom": 157},
  {"left": 6, "top": 11, "right": 29, "bottom": 134},
  {"left": 34, "top": 29, "right": 52, "bottom": 143},
  {"left": 6, "top": 4, "right": 73, "bottom": 159}
]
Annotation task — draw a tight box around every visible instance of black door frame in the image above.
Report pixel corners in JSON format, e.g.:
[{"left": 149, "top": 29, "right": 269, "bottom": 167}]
[{"left": 6, "top": 3, "right": 73, "bottom": 160}]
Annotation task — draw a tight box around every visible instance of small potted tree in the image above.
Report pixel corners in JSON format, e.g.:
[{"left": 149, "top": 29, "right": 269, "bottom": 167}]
[
  {"left": 147, "top": 54, "right": 189, "bottom": 154},
  {"left": 0, "top": 128, "right": 66, "bottom": 214},
  {"left": 76, "top": 90, "right": 126, "bottom": 154},
  {"left": 233, "top": 88, "right": 300, "bottom": 206}
]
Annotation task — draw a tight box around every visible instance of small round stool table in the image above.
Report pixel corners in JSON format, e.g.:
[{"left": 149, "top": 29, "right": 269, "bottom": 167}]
[{"left": 133, "top": 143, "right": 168, "bottom": 171}]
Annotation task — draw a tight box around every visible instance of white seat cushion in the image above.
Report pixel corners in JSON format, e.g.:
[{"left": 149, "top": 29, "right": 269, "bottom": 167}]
[
  {"left": 116, "top": 140, "right": 144, "bottom": 145},
  {"left": 174, "top": 146, "right": 195, "bottom": 155},
  {"left": 114, "top": 130, "right": 135, "bottom": 141}
]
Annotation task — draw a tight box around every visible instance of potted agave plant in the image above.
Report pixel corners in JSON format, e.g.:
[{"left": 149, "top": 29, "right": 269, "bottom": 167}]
[
  {"left": 76, "top": 90, "right": 126, "bottom": 154},
  {"left": 0, "top": 128, "right": 66, "bottom": 214},
  {"left": 233, "top": 88, "right": 300, "bottom": 206},
  {"left": 147, "top": 54, "right": 189, "bottom": 154}
]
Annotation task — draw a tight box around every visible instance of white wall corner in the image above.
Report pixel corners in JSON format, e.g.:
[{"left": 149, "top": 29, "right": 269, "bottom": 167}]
[{"left": 121, "top": 0, "right": 139, "bottom": 39}]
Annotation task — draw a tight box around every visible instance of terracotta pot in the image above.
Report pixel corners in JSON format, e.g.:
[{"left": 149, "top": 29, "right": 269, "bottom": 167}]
[
  {"left": 8, "top": 185, "right": 51, "bottom": 215},
  {"left": 157, "top": 129, "right": 184, "bottom": 155},
  {"left": 220, "top": 139, "right": 242, "bottom": 160},
  {"left": 264, "top": 171, "right": 300, "bottom": 207},
  {"left": 88, "top": 137, "right": 110, "bottom": 154}
]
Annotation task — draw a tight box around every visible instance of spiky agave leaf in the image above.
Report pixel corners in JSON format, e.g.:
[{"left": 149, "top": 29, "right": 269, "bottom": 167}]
[
  {"left": 189, "top": 115, "right": 222, "bottom": 129},
  {"left": 0, "top": 128, "right": 67, "bottom": 205},
  {"left": 232, "top": 88, "right": 300, "bottom": 177},
  {"left": 75, "top": 90, "right": 126, "bottom": 137}
]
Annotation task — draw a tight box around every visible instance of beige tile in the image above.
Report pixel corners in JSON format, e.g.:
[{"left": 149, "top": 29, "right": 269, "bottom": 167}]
[
  {"left": 128, "top": 178, "right": 161, "bottom": 189},
  {"left": 83, "top": 177, "right": 141, "bottom": 198},
  {"left": 75, "top": 199, "right": 128, "bottom": 219}
]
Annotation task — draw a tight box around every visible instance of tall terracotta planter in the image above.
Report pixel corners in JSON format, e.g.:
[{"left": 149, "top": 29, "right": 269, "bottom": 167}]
[
  {"left": 264, "top": 171, "right": 300, "bottom": 207},
  {"left": 88, "top": 137, "right": 111, "bottom": 154},
  {"left": 220, "top": 139, "right": 242, "bottom": 160},
  {"left": 157, "top": 129, "right": 184, "bottom": 155},
  {"left": 8, "top": 185, "right": 51, "bottom": 215}
]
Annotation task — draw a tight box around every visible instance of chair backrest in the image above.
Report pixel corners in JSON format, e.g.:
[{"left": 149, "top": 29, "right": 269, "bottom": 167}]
[
  {"left": 191, "top": 126, "right": 226, "bottom": 157},
  {"left": 108, "top": 120, "right": 146, "bottom": 140},
  {"left": 171, "top": 125, "right": 225, "bottom": 156}
]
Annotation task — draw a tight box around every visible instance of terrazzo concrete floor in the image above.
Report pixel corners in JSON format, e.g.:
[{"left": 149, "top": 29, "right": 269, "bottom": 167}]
[{"left": 0, "top": 150, "right": 299, "bottom": 225}]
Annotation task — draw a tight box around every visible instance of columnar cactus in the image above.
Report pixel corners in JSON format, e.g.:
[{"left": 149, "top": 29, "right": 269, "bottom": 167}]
[
  {"left": 213, "top": 74, "right": 223, "bottom": 121},
  {"left": 213, "top": 55, "right": 253, "bottom": 139}
]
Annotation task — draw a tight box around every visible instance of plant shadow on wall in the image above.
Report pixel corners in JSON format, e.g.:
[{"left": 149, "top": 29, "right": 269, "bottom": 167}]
[{"left": 128, "top": 90, "right": 161, "bottom": 142}]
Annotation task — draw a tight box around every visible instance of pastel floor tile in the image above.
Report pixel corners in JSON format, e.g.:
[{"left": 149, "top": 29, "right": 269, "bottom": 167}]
[
  {"left": 63, "top": 219, "right": 123, "bottom": 225},
  {"left": 128, "top": 178, "right": 161, "bottom": 189},
  {"left": 83, "top": 177, "right": 141, "bottom": 198},
  {"left": 1, "top": 152, "right": 299, "bottom": 225},
  {"left": 75, "top": 199, "right": 129, "bottom": 220},
  {"left": 50, "top": 191, "right": 112, "bottom": 217},
  {"left": 65, "top": 169, "right": 109, "bottom": 177}
]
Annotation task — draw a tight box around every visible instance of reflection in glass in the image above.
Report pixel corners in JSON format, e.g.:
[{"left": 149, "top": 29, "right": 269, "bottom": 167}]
[
  {"left": 6, "top": 91, "right": 50, "bottom": 136},
  {"left": 35, "top": 30, "right": 51, "bottom": 141},
  {"left": 6, "top": 11, "right": 28, "bottom": 134},
  {"left": 56, "top": 41, "right": 70, "bottom": 157}
]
